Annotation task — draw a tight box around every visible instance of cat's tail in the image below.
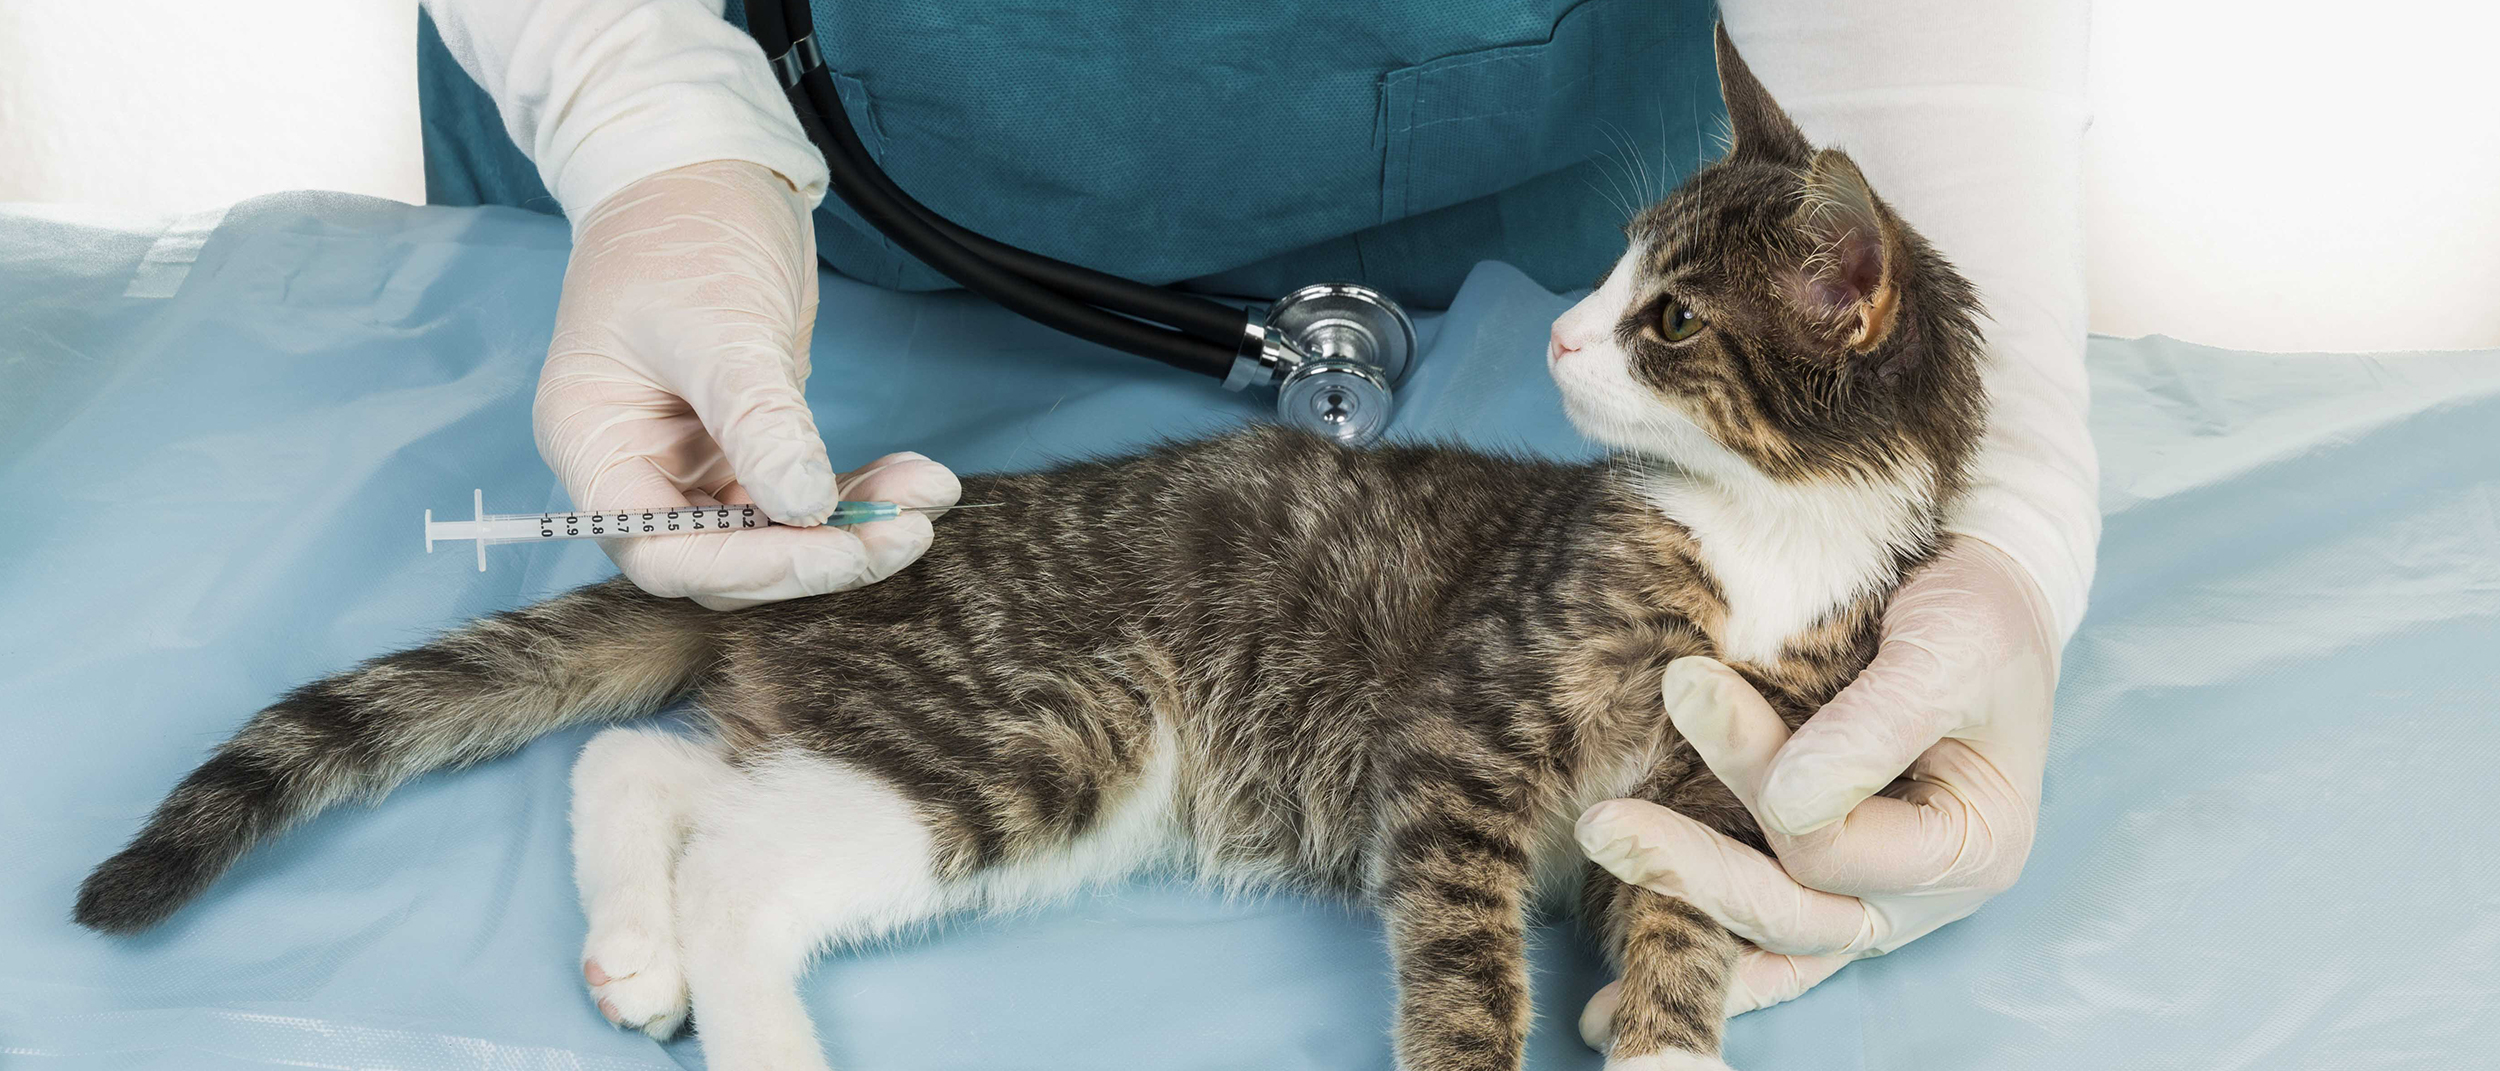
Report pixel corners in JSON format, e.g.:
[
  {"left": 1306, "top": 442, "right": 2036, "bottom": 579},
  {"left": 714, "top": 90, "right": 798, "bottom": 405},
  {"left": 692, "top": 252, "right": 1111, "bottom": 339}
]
[{"left": 74, "top": 578, "right": 720, "bottom": 935}]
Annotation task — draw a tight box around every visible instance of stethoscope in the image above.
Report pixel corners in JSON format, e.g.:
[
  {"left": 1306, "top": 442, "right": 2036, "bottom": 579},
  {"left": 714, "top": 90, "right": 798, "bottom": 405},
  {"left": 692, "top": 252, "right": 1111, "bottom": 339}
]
[{"left": 745, "top": 1, "right": 1418, "bottom": 445}]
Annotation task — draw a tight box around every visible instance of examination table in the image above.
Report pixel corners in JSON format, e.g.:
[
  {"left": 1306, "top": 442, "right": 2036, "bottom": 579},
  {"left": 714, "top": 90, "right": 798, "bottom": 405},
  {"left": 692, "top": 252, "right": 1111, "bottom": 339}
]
[{"left": 4, "top": 194, "right": 2495, "bottom": 1069}]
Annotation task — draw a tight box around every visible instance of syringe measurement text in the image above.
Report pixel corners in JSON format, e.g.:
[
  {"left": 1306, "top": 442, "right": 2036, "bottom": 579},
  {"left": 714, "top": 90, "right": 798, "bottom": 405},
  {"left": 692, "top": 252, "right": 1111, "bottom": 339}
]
[{"left": 536, "top": 505, "right": 761, "bottom": 538}]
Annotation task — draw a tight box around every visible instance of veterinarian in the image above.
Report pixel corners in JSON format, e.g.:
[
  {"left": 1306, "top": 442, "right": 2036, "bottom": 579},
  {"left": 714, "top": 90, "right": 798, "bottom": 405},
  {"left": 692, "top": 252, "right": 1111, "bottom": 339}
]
[{"left": 417, "top": 0, "right": 2093, "bottom": 1023}]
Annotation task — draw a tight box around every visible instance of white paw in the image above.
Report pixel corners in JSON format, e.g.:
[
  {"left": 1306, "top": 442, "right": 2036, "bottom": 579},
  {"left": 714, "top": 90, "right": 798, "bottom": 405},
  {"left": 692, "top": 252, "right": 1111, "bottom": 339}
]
[
  {"left": 1605, "top": 1052, "right": 1735, "bottom": 1071},
  {"left": 583, "top": 922, "right": 689, "bottom": 1039}
]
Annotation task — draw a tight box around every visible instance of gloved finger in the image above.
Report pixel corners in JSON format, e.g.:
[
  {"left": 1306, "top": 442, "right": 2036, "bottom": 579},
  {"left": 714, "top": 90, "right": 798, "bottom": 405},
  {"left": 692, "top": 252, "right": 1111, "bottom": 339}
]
[
  {"left": 697, "top": 452, "right": 957, "bottom": 595},
  {"left": 837, "top": 451, "right": 964, "bottom": 509},
  {"left": 788, "top": 280, "right": 818, "bottom": 385},
  {"left": 622, "top": 523, "right": 881, "bottom": 611},
  {"left": 534, "top": 368, "right": 739, "bottom": 507},
  {"left": 1757, "top": 538, "right": 2059, "bottom": 838},
  {"left": 1725, "top": 948, "right": 1851, "bottom": 1016},
  {"left": 1752, "top": 631, "right": 1961, "bottom": 836},
  {"left": 1660, "top": 656, "right": 1898, "bottom": 895},
  {"left": 584, "top": 454, "right": 875, "bottom": 609},
  {"left": 1577, "top": 798, "right": 1878, "bottom": 956},
  {"left": 833, "top": 452, "right": 958, "bottom": 582},
  {"left": 1577, "top": 979, "right": 1623, "bottom": 1051},
  {"left": 679, "top": 352, "right": 839, "bottom": 528},
  {"left": 707, "top": 452, "right": 961, "bottom": 513},
  {"left": 1755, "top": 742, "right": 2024, "bottom": 899},
  {"left": 1660, "top": 658, "right": 2010, "bottom": 898},
  {"left": 1659, "top": 657, "right": 1793, "bottom": 808}
]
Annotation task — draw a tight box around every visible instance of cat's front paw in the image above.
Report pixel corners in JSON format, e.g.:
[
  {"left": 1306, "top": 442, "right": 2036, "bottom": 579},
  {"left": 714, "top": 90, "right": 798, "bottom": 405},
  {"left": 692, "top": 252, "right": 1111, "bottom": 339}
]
[
  {"left": 583, "top": 923, "right": 689, "bottom": 1039},
  {"left": 1604, "top": 1053, "right": 1736, "bottom": 1071}
]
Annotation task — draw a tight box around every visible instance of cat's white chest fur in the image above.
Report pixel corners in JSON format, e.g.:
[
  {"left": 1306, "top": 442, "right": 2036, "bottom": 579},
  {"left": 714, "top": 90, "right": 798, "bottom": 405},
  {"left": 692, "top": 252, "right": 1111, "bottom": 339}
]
[{"left": 1641, "top": 468, "right": 1932, "bottom": 664}]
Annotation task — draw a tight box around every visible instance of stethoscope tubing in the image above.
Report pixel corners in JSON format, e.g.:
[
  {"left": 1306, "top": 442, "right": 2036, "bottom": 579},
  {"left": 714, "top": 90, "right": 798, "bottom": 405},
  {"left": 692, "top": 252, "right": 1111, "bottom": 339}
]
[{"left": 751, "top": 0, "right": 1245, "bottom": 379}]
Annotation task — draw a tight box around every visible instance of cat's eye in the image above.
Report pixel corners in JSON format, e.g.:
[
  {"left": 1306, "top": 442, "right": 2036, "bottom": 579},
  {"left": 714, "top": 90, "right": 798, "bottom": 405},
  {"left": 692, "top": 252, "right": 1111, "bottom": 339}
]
[{"left": 1656, "top": 297, "right": 1706, "bottom": 343}]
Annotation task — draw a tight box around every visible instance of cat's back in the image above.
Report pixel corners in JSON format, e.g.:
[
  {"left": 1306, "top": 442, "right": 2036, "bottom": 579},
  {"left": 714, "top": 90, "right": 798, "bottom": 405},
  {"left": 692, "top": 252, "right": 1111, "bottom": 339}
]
[
  {"left": 830, "top": 425, "right": 1602, "bottom": 620},
  {"left": 1120, "top": 426, "right": 1613, "bottom": 639},
  {"left": 721, "top": 426, "right": 1606, "bottom": 673}
]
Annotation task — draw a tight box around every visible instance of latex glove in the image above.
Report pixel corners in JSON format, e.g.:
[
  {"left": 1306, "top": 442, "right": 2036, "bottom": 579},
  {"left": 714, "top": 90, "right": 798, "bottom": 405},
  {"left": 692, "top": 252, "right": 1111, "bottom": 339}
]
[
  {"left": 536, "top": 160, "right": 960, "bottom": 610},
  {"left": 1575, "top": 537, "right": 2056, "bottom": 1037}
]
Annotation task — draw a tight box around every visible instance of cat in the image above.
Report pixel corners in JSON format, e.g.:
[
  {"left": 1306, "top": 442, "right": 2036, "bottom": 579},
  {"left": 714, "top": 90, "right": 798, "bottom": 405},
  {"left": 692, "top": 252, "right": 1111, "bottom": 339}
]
[{"left": 76, "top": 27, "right": 1983, "bottom": 1071}]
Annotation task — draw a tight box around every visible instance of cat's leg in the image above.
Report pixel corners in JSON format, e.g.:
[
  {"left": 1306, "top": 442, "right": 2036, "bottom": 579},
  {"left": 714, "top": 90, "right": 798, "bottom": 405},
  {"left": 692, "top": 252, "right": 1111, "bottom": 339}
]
[
  {"left": 572, "top": 726, "right": 727, "bottom": 1038},
  {"left": 1584, "top": 871, "right": 1739, "bottom": 1071},
  {"left": 1373, "top": 785, "right": 1540, "bottom": 1071},
  {"left": 672, "top": 748, "right": 957, "bottom": 1071}
]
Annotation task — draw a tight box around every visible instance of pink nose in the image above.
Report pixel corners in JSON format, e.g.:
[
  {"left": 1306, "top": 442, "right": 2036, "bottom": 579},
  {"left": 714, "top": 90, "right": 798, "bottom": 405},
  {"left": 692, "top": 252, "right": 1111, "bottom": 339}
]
[{"left": 1547, "top": 327, "right": 1579, "bottom": 364}]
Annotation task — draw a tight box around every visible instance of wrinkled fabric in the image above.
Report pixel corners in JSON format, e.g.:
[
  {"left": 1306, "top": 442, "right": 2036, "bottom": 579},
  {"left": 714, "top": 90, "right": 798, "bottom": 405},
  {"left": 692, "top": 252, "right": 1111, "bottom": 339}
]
[{"left": 4, "top": 197, "right": 2499, "bottom": 1070}]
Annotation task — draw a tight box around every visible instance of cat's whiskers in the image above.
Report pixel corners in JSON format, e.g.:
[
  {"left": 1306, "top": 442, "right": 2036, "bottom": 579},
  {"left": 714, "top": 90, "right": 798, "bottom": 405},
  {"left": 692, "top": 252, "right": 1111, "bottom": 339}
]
[
  {"left": 1605, "top": 117, "right": 1659, "bottom": 205},
  {"left": 1588, "top": 121, "right": 1649, "bottom": 222},
  {"left": 1581, "top": 176, "right": 1638, "bottom": 228}
]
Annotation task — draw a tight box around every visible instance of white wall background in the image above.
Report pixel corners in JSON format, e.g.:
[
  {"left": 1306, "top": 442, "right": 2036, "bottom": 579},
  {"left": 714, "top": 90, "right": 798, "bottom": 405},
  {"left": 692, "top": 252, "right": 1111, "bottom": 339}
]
[
  {"left": 1, "top": 0, "right": 2493, "bottom": 350},
  {"left": 0, "top": 0, "right": 423, "bottom": 213},
  {"left": 2084, "top": 0, "right": 2500, "bottom": 351}
]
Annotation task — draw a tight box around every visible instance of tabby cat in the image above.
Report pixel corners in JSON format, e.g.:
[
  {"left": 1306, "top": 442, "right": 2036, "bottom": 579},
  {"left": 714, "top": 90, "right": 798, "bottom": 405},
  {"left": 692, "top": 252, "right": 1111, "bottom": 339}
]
[{"left": 79, "top": 27, "right": 1984, "bottom": 1071}]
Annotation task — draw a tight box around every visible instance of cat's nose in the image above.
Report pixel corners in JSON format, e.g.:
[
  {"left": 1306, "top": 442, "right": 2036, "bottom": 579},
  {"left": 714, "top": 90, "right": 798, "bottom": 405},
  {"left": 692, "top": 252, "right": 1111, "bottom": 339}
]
[{"left": 1548, "top": 327, "right": 1579, "bottom": 365}]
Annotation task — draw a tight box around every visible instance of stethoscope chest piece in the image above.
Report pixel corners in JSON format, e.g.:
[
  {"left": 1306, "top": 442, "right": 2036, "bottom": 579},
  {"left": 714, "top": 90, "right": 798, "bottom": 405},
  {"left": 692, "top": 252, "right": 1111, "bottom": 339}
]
[
  {"left": 1230, "top": 283, "right": 1419, "bottom": 446},
  {"left": 752, "top": 7, "right": 1421, "bottom": 447}
]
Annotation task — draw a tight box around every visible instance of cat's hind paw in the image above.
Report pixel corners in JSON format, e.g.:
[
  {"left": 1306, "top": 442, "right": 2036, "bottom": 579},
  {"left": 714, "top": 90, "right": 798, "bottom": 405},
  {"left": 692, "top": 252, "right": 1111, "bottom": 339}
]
[{"left": 583, "top": 925, "right": 689, "bottom": 1040}]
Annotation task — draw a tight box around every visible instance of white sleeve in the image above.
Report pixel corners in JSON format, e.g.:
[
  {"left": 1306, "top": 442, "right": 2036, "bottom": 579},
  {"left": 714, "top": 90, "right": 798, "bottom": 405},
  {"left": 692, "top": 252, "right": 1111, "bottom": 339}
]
[
  {"left": 1719, "top": 0, "right": 2101, "bottom": 640},
  {"left": 421, "top": 0, "right": 828, "bottom": 221}
]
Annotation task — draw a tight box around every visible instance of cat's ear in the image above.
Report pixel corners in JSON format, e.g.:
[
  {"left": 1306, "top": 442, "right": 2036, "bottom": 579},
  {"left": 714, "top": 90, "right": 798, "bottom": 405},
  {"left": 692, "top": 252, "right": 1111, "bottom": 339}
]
[
  {"left": 1788, "top": 149, "right": 1907, "bottom": 358},
  {"left": 1715, "top": 24, "right": 1810, "bottom": 164}
]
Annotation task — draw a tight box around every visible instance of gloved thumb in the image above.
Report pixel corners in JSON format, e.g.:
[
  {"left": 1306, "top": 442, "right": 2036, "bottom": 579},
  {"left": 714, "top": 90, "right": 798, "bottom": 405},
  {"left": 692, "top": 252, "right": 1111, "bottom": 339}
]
[
  {"left": 1753, "top": 637, "right": 1957, "bottom": 836},
  {"left": 1578, "top": 979, "right": 1622, "bottom": 1050},
  {"left": 1660, "top": 656, "right": 1793, "bottom": 810},
  {"left": 682, "top": 352, "right": 839, "bottom": 527}
]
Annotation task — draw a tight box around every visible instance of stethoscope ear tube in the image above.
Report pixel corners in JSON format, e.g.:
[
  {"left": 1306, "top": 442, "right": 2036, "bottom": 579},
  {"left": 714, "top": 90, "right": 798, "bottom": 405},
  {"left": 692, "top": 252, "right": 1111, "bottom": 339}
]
[{"left": 752, "top": 0, "right": 1243, "bottom": 380}]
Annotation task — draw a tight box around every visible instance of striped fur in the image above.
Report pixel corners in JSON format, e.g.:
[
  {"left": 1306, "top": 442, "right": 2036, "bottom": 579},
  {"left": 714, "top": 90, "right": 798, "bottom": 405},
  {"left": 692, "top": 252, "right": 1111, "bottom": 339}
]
[
  {"left": 79, "top": 28, "right": 1985, "bottom": 1071},
  {"left": 74, "top": 582, "right": 716, "bottom": 934}
]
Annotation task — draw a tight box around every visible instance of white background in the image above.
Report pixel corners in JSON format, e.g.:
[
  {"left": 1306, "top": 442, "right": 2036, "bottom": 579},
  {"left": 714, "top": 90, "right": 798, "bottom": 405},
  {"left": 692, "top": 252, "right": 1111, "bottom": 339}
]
[
  {"left": 2, "top": 0, "right": 2493, "bottom": 351},
  {"left": 0, "top": 0, "right": 424, "bottom": 216},
  {"left": 2082, "top": 1, "right": 2500, "bottom": 350}
]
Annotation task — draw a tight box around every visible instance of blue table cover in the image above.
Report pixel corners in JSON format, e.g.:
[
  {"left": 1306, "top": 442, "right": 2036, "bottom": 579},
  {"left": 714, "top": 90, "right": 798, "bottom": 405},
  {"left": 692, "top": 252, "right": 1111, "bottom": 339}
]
[{"left": 4, "top": 194, "right": 2496, "bottom": 1069}]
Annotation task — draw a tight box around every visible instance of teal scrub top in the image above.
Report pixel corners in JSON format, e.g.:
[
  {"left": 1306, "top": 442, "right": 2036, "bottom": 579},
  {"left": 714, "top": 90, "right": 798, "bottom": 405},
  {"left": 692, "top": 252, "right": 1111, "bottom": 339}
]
[{"left": 417, "top": 0, "right": 1725, "bottom": 308}]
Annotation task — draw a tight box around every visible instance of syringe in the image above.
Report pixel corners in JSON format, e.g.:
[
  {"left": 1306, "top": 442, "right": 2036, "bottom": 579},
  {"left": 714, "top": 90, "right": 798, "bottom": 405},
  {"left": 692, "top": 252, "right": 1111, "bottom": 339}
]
[{"left": 423, "top": 489, "right": 992, "bottom": 571}]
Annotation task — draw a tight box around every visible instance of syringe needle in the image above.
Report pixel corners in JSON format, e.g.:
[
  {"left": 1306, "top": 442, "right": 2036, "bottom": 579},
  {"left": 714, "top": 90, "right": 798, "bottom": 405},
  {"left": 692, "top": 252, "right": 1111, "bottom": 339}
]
[{"left": 823, "top": 501, "right": 1008, "bottom": 525}]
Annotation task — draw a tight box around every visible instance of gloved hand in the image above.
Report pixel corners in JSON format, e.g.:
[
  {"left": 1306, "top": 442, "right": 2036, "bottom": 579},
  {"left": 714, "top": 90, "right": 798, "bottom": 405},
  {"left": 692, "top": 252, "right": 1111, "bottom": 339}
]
[
  {"left": 536, "top": 160, "right": 960, "bottom": 610},
  {"left": 1574, "top": 537, "right": 2057, "bottom": 1038}
]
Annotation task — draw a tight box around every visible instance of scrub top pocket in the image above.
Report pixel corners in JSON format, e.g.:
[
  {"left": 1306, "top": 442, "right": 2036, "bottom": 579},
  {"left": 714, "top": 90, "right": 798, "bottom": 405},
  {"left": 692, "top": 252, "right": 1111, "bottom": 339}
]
[{"left": 1380, "top": 0, "right": 1695, "bottom": 223}]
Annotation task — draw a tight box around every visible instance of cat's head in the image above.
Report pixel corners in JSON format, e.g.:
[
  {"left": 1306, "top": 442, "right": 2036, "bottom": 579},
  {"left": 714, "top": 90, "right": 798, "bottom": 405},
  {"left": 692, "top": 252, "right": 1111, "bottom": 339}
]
[{"left": 1548, "top": 25, "right": 1985, "bottom": 506}]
